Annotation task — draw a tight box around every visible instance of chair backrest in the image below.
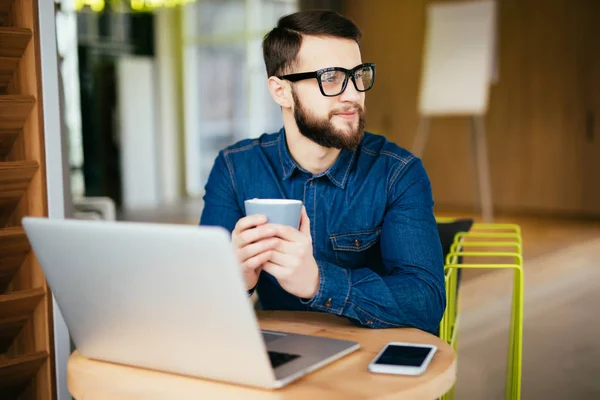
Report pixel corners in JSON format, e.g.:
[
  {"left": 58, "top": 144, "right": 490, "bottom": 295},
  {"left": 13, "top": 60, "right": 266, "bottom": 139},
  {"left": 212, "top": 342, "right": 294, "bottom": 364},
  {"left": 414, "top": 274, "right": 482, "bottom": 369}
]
[
  {"left": 434, "top": 218, "right": 474, "bottom": 339},
  {"left": 436, "top": 218, "right": 474, "bottom": 259}
]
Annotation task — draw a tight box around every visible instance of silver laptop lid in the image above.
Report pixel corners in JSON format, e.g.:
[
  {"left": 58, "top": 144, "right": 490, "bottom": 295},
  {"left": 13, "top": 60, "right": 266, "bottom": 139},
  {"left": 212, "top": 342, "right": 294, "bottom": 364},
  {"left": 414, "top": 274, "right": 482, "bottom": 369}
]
[{"left": 22, "top": 217, "right": 277, "bottom": 388}]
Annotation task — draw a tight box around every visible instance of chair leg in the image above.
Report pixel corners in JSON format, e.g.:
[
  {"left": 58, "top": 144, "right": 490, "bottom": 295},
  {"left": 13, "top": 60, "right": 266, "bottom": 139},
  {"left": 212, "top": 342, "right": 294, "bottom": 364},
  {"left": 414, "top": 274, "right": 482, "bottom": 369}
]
[
  {"left": 505, "top": 268, "right": 524, "bottom": 400},
  {"left": 470, "top": 115, "right": 494, "bottom": 223},
  {"left": 412, "top": 116, "right": 430, "bottom": 158},
  {"left": 513, "top": 268, "right": 524, "bottom": 399},
  {"left": 449, "top": 329, "right": 459, "bottom": 400},
  {"left": 505, "top": 275, "right": 516, "bottom": 399},
  {"left": 441, "top": 382, "right": 456, "bottom": 400}
]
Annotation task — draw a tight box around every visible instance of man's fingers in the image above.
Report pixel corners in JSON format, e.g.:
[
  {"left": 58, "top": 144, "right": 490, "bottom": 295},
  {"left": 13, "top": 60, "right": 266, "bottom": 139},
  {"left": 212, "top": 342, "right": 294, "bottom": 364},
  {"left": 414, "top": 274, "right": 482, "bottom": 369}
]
[
  {"left": 233, "top": 214, "right": 268, "bottom": 235},
  {"left": 237, "top": 225, "right": 277, "bottom": 247},
  {"left": 272, "top": 224, "right": 303, "bottom": 242},
  {"left": 239, "top": 238, "right": 278, "bottom": 263},
  {"left": 268, "top": 250, "right": 295, "bottom": 268},
  {"left": 299, "top": 206, "right": 311, "bottom": 235},
  {"left": 270, "top": 238, "right": 296, "bottom": 253},
  {"left": 242, "top": 250, "right": 272, "bottom": 271},
  {"left": 262, "top": 261, "right": 287, "bottom": 278}
]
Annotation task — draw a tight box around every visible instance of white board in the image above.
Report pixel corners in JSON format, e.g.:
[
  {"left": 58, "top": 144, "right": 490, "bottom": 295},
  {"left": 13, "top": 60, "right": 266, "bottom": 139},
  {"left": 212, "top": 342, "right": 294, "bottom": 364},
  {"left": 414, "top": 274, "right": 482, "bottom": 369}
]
[
  {"left": 418, "top": 0, "right": 497, "bottom": 116},
  {"left": 117, "top": 56, "right": 160, "bottom": 209}
]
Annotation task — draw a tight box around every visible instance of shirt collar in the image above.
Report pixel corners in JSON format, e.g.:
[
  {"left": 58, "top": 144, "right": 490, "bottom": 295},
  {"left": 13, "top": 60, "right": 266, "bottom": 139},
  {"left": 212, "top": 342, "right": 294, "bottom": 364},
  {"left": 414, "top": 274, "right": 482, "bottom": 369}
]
[
  {"left": 277, "top": 128, "right": 357, "bottom": 189},
  {"left": 325, "top": 146, "right": 356, "bottom": 189},
  {"left": 277, "top": 128, "right": 298, "bottom": 180}
]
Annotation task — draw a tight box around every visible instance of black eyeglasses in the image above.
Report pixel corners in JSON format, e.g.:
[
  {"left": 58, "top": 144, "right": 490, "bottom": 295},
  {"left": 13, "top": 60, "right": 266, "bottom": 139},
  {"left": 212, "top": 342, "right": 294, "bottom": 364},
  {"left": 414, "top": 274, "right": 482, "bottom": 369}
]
[{"left": 278, "top": 63, "right": 376, "bottom": 97}]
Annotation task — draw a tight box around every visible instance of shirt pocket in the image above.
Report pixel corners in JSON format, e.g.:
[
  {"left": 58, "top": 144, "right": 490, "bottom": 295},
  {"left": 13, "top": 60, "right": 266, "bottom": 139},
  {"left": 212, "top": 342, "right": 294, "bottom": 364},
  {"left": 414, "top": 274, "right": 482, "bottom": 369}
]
[{"left": 329, "top": 228, "right": 382, "bottom": 268}]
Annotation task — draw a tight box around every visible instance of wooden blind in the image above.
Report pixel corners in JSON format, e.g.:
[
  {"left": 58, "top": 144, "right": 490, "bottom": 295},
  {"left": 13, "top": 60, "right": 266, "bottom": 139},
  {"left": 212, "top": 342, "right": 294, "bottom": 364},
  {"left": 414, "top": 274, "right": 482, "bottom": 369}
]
[{"left": 0, "top": 0, "right": 55, "bottom": 398}]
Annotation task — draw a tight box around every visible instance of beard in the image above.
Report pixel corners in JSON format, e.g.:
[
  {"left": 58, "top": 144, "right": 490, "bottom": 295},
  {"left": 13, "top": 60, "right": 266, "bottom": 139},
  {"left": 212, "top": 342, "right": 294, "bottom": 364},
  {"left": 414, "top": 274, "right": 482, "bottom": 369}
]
[{"left": 292, "top": 88, "right": 365, "bottom": 150}]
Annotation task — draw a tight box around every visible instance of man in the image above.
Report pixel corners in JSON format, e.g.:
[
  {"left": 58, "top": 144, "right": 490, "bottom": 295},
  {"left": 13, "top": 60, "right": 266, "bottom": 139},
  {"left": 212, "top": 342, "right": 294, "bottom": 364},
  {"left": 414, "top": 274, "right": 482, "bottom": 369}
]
[{"left": 200, "top": 10, "right": 445, "bottom": 334}]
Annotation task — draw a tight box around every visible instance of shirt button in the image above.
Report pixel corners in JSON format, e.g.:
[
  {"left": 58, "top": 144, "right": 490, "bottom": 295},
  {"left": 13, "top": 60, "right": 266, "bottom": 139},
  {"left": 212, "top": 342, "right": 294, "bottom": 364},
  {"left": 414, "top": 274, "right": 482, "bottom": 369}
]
[
  {"left": 354, "top": 239, "right": 361, "bottom": 248},
  {"left": 324, "top": 298, "right": 333, "bottom": 308}
]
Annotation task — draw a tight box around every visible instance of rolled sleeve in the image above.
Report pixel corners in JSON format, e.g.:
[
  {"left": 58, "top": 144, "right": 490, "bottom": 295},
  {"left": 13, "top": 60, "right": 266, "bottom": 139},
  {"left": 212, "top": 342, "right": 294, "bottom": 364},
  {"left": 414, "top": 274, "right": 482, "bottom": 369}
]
[{"left": 300, "top": 260, "right": 350, "bottom": 315}]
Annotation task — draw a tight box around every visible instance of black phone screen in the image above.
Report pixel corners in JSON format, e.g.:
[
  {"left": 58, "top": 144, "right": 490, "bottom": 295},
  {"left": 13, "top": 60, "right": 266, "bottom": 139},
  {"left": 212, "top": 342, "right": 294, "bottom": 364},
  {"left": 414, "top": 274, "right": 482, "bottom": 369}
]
[{"left": 374, "top": 344, "right": 434, "bottom": 367}]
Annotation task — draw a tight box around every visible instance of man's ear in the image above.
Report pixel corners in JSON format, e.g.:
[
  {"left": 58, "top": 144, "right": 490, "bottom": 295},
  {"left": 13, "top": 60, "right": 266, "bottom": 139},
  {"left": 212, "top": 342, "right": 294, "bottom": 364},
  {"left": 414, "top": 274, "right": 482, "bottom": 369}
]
[{"left": 267, "top": 76, "right": 293, "bottom": 109}]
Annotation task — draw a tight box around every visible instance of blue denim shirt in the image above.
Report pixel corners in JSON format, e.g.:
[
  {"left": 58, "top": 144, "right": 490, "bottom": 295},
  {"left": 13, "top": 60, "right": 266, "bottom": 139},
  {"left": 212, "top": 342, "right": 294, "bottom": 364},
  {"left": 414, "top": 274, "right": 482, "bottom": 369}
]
[{"left": 200, "top": 128, "right": 445, "bottom": 333}]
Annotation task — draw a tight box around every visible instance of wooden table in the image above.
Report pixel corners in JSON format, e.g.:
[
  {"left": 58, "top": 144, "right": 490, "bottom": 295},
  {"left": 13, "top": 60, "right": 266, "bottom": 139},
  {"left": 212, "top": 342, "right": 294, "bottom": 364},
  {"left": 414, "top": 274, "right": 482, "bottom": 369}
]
[{"left": 67, "top": 311, "right": 456, "bottom": 399}]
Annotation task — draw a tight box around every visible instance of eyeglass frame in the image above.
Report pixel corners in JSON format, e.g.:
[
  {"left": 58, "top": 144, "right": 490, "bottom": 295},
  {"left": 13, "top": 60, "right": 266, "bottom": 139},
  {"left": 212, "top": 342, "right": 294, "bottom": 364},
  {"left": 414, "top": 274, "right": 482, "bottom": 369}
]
[{"left": 277, "top": 63, "right": 376, "bottom": 97}]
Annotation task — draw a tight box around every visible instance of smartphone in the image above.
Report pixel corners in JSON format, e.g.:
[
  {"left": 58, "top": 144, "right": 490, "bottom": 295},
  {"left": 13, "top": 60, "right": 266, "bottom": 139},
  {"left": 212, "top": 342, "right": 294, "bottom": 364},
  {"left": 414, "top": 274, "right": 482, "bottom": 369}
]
[{"left": 368, "top": 342, "right": 437, "bottom": 376}]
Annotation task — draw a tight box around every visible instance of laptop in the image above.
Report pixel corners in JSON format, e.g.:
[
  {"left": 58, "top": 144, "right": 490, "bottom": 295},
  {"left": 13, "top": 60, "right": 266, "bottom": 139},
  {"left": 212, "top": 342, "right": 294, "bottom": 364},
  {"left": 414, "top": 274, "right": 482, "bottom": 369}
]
[{"left": 22, "top": 217, "right": 359, "bottom": 389}]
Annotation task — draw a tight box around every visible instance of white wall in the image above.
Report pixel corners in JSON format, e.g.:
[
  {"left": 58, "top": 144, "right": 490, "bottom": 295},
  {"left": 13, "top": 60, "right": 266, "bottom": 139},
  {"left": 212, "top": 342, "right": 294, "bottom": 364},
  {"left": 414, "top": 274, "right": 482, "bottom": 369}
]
[{"left": 116, "top": 56, "right": 161, "bottom": 209}]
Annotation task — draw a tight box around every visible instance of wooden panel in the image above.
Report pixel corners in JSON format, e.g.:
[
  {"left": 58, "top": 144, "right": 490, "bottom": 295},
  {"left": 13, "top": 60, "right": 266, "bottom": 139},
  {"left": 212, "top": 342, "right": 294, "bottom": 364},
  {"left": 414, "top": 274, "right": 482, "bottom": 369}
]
[
  {"left": 0, "top": 27, "right": 30, "bottom": 57},
  {"left": 0, "top": 0, "right": 12, "bottom": 27},
  {"left": 0, "top": 0, "right": 11, "bottom": 12},
  {"left": 344, "top": 0, "right": 600, "bottom": 217},
  {"left": 8, "top": 0, "right": 55, "bottom": 398},
  {"left": 495, "top": 0, "right": 587, "bottom": 213},
  {"left": 0, "top": 95, "right": 35, "bottom": 130},
  {"left": 0, "top": 0, "right": 12, "bottom": 15},
  {"left": 0, "top": 197, "right": 19, "bottom": 228},
  {"left": 344, "top": 0, "right": 425, "bottom": 144},
  {"left": 580, "top": 2, "right": 600, "bottom": 214},
  {"left": 0, "top": 351, "right": 48, "bottom": 389},
  {"left": 0, "top": 227, "right": 28, "bottom": 290},
  {"left": 0, "top": 27, "right": 30, "bottom": 92},
  {"left": 0, "top": 287, "right": 45, "bottom": 319},
  {"left": 0, "top": 315, "right": 28, "bottom": 353},
  {"left": 0, "top": 288, "right": 43, "bottom": 365},
  {"left": 12, "top": 1, "right": 46, "bottom": 217},
  {"left": 0, "top": 227, "right": 29, "bottom": 252},
  {"left": 0, "top": 129, "right": 18, "bottom": 158},
  {"left": 0, "top": 56, "right": 18, "bottom": 92},
  {"left": 0, "top": 160, "right": 38, "bottom": 183},
  {"left": 0, "top": 253, "right": 27, "bottom": 293},
  {"left": 0, "top": 288, "right": 44, "bottom": 367},
  {"left": 0, "top": 161, "right": 38, "bottom": 216}
]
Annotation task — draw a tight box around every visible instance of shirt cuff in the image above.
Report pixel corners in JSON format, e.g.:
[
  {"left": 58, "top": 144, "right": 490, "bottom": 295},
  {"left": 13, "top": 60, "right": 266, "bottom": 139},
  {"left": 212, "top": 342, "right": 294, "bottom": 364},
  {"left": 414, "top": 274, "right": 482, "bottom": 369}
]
[{"left": 301, "top": 260, "right": 350, "bottom": 315}]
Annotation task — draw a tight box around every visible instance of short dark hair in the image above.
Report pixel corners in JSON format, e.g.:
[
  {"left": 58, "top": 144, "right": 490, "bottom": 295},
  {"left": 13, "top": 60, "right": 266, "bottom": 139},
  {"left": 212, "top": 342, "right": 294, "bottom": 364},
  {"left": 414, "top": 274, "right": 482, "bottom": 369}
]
[{"left": 262, "top": 10, "right": 362, "bottom": 78}]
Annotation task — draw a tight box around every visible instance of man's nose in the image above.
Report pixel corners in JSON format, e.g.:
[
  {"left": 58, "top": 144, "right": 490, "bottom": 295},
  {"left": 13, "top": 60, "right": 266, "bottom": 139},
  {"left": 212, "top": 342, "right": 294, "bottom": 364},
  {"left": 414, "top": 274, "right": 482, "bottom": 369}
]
[{"left": 339, "top": 79, "right": 362, "bottom": 102}]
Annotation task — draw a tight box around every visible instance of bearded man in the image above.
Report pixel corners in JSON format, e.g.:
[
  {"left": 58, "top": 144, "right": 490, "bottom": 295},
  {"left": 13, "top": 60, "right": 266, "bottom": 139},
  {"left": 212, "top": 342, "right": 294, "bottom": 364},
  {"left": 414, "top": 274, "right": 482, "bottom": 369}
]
[{"left": 200, "top": 10, "right": 445, "bottom": 334}]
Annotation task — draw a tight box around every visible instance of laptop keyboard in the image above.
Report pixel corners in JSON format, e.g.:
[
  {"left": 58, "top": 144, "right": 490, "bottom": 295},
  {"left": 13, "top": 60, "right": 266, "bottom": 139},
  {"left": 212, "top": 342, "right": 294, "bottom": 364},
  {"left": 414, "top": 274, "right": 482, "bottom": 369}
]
[{"left": 268, "top": 351, "right": 300, "bottom": 368}]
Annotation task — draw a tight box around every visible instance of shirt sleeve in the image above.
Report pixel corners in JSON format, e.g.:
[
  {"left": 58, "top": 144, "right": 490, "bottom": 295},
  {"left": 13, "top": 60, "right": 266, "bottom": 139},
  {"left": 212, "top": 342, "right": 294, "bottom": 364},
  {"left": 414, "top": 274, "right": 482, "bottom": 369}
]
[
  {"left": 199, "top": 150, "right": 243, "bottom": 234},
  {"left": 305, "top": 158, "right": 446, "bottom": 334},
  {"left": 200, "top": 151, "right": 258, "bottom": 296}
]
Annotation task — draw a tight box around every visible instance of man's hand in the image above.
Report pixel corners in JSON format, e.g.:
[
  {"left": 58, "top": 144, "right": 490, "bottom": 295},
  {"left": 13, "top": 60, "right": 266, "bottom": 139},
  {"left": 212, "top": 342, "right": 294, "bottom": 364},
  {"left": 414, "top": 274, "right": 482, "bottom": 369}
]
[
  {"left": 263, "top": 207, "right": 320, "bottom": 299},
  {"left": 232, "top": 215, "right": 279, "bottom": 290}
]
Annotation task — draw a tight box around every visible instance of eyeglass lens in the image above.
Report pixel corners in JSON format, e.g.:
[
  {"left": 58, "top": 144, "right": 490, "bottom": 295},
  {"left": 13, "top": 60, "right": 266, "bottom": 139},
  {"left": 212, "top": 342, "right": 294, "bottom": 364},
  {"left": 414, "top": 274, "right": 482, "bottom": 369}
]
[{"left": 319, "top": 65, "right": 374, "bottom": 96}]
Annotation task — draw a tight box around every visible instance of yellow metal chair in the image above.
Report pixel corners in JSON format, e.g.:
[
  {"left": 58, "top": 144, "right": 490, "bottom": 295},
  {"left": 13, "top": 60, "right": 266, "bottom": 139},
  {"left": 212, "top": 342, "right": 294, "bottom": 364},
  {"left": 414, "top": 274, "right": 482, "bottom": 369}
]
[{"left": 437, "top": 218, "right": 524, "bottom": 400}]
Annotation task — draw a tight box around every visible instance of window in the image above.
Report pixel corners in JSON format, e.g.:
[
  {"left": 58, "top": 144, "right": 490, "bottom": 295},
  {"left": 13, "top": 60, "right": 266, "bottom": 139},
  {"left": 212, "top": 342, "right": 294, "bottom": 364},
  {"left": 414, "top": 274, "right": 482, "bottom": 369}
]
[{"left": 182, "top": 0, "right": 297, "bottom": 196}]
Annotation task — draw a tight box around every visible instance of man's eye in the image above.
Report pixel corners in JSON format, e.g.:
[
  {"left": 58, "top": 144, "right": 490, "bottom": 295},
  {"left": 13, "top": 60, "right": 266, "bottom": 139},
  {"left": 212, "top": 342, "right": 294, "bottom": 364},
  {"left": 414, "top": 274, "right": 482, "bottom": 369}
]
[
  {"left": 321, "top": 73, "right": 337, "bottom": 83},
  {"left": 356, "top": 66, "right": 373, "bottom": 79}
]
